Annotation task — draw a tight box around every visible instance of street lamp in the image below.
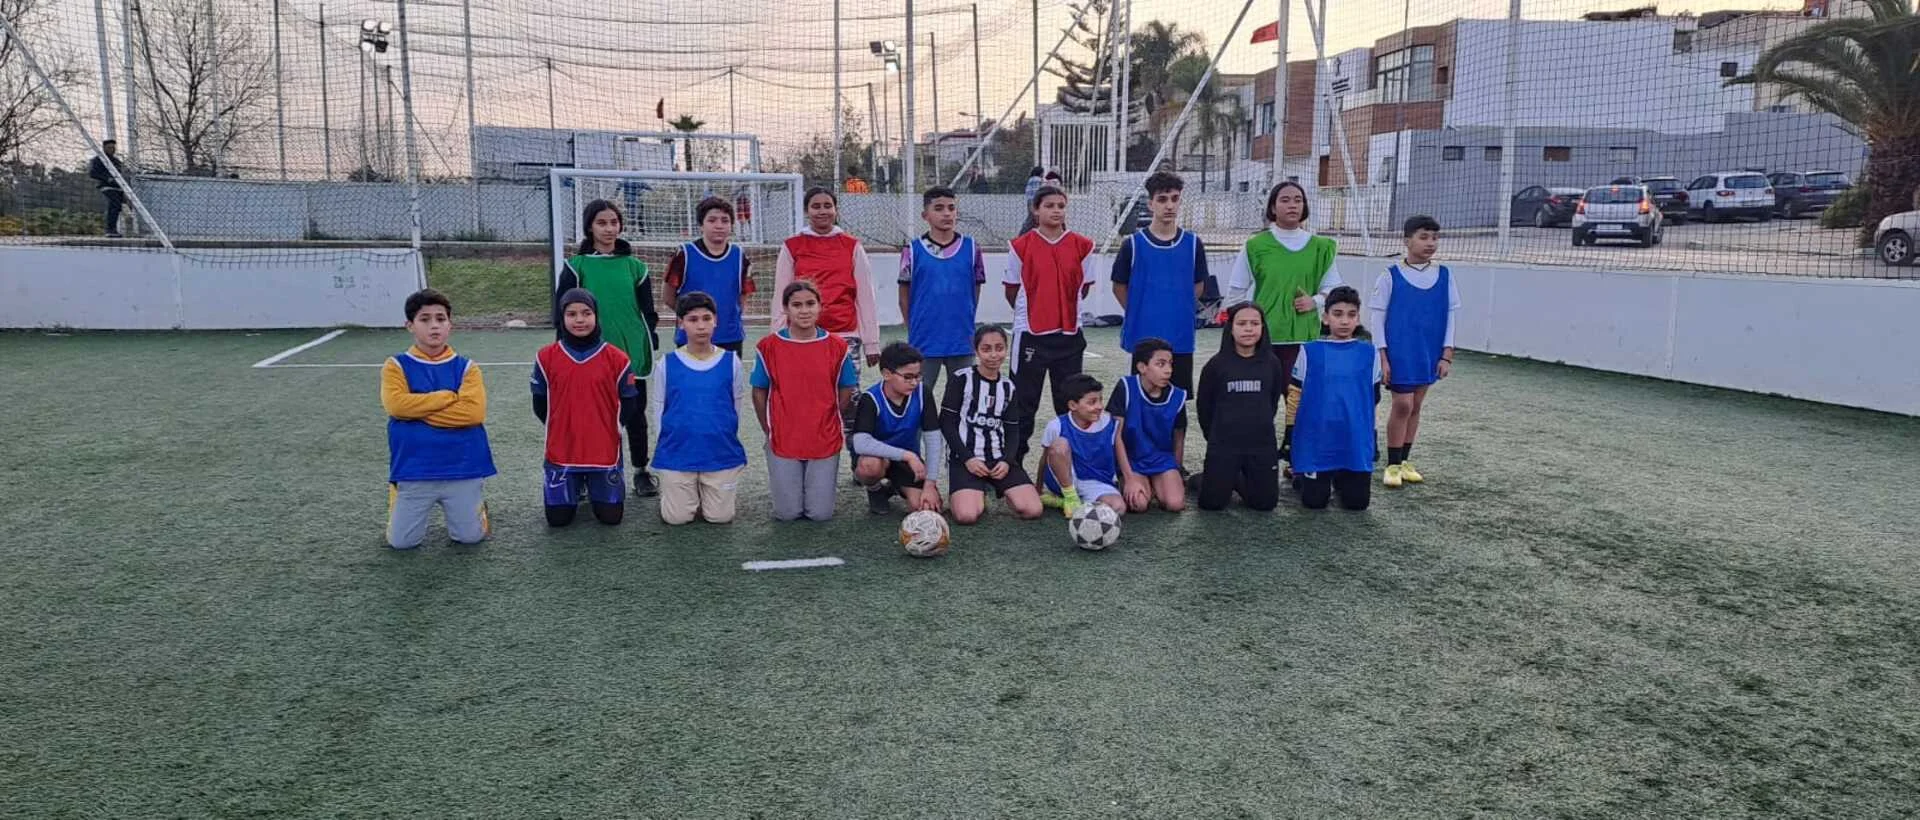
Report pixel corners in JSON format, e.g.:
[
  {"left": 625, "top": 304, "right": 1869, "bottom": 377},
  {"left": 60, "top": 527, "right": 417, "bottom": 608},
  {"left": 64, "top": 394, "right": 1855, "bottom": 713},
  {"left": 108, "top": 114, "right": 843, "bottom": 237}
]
[
  {"left": 359, "top": 20, "right": 391, "bottom": 178},
  {"left": 869, "top": 41, "right": 902, "bottom": 189}
]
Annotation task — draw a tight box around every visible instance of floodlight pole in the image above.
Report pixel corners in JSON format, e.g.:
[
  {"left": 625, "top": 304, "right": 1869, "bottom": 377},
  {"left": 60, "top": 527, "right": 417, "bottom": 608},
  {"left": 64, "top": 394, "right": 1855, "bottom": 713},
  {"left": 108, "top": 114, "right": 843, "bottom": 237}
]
[
  {"left": 273, "top": 0, "right": 287, "bottom": 179},
  {"left": 1496, "top": 0, "right": 1521, "bottom": 252},
  {"left": 319, "top": 5, "right": 333, "bottom": 177},
  {"left": 461, "top": 0, "right": 480, "bottom": 230},
  {"left": 971, "top": 4, "right": 982, "bottom": 141},
  {"left": 905, "top": 0, "right": 917, "bottom": 194},
  {"left": 122, "top": 0, "right": 138, "bottom": 168},
  {"left": 833, "top": 0, "right": 844, "bottom": 186},
  {"left": 93, "top": 0, "right": 116, "bottom": 141},
  {"left": 397, "top": 0, "right": 422, "bottom": 249},
  {"left": 1271, "top": 0, "right": 1287, "bottom": 187}
]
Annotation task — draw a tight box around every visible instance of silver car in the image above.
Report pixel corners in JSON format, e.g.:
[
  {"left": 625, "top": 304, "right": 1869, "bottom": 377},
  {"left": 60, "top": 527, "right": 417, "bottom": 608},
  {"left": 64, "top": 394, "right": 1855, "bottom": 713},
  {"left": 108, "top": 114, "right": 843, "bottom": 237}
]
[{"left": 1572, "top": 185, "right": 1665, "bottom": 247}]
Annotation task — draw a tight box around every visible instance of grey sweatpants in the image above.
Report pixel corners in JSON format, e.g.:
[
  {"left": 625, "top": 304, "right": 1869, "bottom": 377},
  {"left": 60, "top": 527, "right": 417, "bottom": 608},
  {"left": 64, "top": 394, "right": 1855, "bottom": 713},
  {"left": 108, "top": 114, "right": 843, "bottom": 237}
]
[
  {"left": 767, "top": 449, "right": 840, "bottom": 521},
  {"left": 387, "top": 478, "right": 489, "bottom": 548},
  {"left": 923, "top": 354, "right": 975, "bottom": 396}
]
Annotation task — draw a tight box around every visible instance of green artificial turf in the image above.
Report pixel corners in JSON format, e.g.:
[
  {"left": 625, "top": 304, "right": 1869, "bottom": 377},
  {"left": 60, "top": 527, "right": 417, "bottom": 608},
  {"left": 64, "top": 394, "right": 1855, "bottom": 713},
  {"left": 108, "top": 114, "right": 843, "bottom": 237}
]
[{"left": 1, "top": 327, "right": 1916, "bottom": 817}]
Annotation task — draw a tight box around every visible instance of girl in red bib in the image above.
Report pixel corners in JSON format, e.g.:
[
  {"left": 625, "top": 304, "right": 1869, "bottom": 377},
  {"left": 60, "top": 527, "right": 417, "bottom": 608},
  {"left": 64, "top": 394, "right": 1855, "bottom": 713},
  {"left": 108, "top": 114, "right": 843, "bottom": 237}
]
[
  {"left": 752, "top": 281, "right": 860, "bottom": 521},
  {"left": 773, "top": 187, "right": 880, "bottom": 369}
]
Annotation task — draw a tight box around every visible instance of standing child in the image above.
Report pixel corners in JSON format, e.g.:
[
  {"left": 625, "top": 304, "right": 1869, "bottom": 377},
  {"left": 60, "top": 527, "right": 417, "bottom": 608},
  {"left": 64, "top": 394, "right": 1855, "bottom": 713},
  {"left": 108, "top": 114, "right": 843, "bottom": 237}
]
[
  {"left": 1223, "top": 181, "right": 1344, "bottom": 468},
  {"left": 753, "top": 281, "right": 859, "bottom": 521},
  {"left": 1194, "top": 303, "right": 1289, "bottom": 512},
  {"left": 652, "top": 292, "right": 750, "bottom": 525},
  {"left": 1293, "top": 286, "right": 1381, "bottom": 510},
  {"left": 555, "top": 199, "right": 661, "bottom": 498},
  {"left": 1004, "top": 185, "right": 1095, "bottom": 466},
  {"left": 1112, "top": 172, "right": 1209, "bottom": 393},
  {"left": 532, "top": 289, "right": 639, "bottom": 527},
  {"left": 941, "top": 325, "right": 1046, "bottom": 525},
  {"left": 1108, "top": 338, "right": 1188, "bottom": 513},
  {"left": 1371, "top": 214, "right": 1460, "bottom": 489},
  {"left": 381, "top": 289, "right": 495, "bottom": 548},
  {"left": 851, "top": 342, "right": 946, "bottom": 515},
  {"left": 898, "top": 185, "right": 985, "bottom": 394},
  {"left": 1038, "top": 374, "right": 1136, "bottom": 518},
  {"left": 665, "top": 196, "right": 755, "bottom": 353},
  {"left": 774, "top": 187, "right": 880, "bottom": 369}
]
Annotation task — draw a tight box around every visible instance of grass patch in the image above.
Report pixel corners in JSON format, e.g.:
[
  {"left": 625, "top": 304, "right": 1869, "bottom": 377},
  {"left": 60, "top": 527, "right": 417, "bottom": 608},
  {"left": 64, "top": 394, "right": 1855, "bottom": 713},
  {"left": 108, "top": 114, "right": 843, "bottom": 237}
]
[{"left": 426, "top": 256, "right": 549, "bottom": 323}]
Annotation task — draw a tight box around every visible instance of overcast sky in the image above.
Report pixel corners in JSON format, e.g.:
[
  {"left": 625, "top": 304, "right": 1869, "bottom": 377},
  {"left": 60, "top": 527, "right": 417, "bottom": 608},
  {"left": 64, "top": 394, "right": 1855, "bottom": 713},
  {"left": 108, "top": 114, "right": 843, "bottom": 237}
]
[{"left": 27, "top": 0, "right": 1794, "bottom": 175}]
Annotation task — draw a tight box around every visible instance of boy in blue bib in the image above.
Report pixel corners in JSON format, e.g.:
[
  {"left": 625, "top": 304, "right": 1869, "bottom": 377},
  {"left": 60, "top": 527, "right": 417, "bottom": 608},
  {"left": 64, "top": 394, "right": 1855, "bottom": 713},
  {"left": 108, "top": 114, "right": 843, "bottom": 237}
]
[
  {"left": 380, "top": 289, "right": 495, "bottom": 549},
  {"left": 897, "top": 186, "right": 985, "bottom": 395},
  {"left": 650, "top": 292, "right": 750, "bottom": 524},
  {"left": 1292, "top": 286, "right": 1381, "bottom": 511},
  {"left": 1039, "top": 373, "right": 1138, "bottom": 518},
  {"left": 851, "top": 342, "right": 947, "bottom": 515},
  {"left": 1369, "top": 214, "right": 1460, "bottom": 488},
  {"left": 1111, "top": 171, "right": 1209, "bottom": 393},
  {"left": 1108, "top": 338, "right": 1189, "bottom": 513}
]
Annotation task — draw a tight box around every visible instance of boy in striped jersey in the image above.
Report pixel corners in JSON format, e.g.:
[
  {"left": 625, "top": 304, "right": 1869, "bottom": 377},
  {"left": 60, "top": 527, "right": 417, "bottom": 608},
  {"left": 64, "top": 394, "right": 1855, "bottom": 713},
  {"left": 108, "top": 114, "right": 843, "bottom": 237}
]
[{"left": 941, "top": 325, "right": 1045, "bottom": 525}]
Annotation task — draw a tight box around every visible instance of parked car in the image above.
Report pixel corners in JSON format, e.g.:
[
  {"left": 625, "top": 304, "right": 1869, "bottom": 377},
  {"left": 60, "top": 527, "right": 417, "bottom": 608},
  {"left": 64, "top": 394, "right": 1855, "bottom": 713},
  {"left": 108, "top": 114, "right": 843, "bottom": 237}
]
[
  {"left": 1767, "top": 170, "right": 1851, "bottom": 219},
  {"left": 1873, "top": 210, "right": 1918, "bottom": 266},
  {"left": 1511, "top": 185, "right": 1586, "bottom": 228},
  {"left": 1572, "top": 184, "right": 1664, "bottom": 247},
  {"left": 1685, "top": 172, "right": 1775, "bottom": 222},
  {"left": 1612, "top": 175, "right": 1690, "bottom": 224}
]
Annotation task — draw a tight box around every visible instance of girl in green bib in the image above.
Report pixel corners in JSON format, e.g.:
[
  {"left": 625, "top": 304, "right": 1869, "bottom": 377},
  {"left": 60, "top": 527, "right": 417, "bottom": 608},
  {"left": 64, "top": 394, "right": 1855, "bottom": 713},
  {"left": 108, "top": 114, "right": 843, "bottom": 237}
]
[
  {"left": 555, "top": 198, "right": 661, "bottom": 497},
  {"left": 1223, "top": 181, "right": 1345, "bottom": 469}
]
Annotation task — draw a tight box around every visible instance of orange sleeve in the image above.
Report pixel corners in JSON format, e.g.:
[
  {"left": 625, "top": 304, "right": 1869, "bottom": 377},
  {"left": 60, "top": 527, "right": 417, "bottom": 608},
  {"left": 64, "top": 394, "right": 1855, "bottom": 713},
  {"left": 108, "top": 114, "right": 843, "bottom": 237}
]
[
  {"left": 424, "top": 362, "right": 489, "bottom": 428},
  {"left": 381, "top": 359, "right": 457, "bottom": 419}
]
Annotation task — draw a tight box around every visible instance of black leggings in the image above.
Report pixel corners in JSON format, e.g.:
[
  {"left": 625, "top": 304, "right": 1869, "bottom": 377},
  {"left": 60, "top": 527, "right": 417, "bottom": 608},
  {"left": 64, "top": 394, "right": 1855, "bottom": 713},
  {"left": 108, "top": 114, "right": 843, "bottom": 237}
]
[
  {"left": 626, "top": 377, "right": 649, "bottom": 472},
  {"left": 1011, "top": 332, "right": 1086, "bottom": 463},
  {"left": 1298, "top": 470, "right": 1371, "bottom": 510},
  {"left": 546, "top": 502, "right": 624, "bottom": 527},
  {"left": 1197, "top": 449, "right": 1281, "bottom": 511}
]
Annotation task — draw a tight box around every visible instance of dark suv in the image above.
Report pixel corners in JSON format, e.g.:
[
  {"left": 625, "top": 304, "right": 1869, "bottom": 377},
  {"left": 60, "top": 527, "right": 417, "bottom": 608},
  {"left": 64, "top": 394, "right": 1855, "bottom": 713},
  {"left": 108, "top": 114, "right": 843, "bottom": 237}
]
[
  {"left": 1767, "top": 170, "right": 1851, "bottom": 219},
  {"left": 1610, "top": 175, "right": 1689, "bottom": 224}
]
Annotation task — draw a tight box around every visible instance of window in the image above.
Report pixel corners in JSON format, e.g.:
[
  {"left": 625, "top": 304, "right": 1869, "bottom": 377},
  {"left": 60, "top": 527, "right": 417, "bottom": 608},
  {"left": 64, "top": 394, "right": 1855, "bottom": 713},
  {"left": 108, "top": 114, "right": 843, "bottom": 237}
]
[
  {"left": 1373, "top": 45, "right": 1436, "bottom": 103},
  {"left": 1687, "top": 176, "right": 1713, "bottom": 190},
  {"left": 1543, "top": 146, "right": 1572, "bottom": 162},
  {"left": 1318, "top": 155, "right": 1332, "bottom": 186},
  {"left": 1608, "top": 146, "right": 1637, "bottom": 164},
  {"left": 1255, "top": 101, "right": 1276, "bottom": 136},
  {"left": 1377, "top": 155, "right": 1396, "bottom": 183},
  {"left": 1441, "top": 146, "right": 1464, "bottom": 161},
  {"left": 1720, "top": 61, "right": 1739, "bottom": 77},
  {"left": 1484, "top": 146, "right": 1502, "bottom": 162},
  {"left": 1672, "top": 30, "right": 1693, "bottom": 53},
  {"left": 1766, "top": 104, "right": 1792, "bottom": 113},
  {"left": 1330, "top": 78, "right": 1351, "bottom": 94},
  {"left": 1435, "top": 66, "right": 1450, "bottom": 86}
]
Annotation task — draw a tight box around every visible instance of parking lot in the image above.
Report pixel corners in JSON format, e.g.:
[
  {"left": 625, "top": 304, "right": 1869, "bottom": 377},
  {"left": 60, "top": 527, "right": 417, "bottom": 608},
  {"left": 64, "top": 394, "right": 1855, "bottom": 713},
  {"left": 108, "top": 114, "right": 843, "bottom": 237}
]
[{"left": 1311, "top": 219, "right": 1913, "bottom": 280}]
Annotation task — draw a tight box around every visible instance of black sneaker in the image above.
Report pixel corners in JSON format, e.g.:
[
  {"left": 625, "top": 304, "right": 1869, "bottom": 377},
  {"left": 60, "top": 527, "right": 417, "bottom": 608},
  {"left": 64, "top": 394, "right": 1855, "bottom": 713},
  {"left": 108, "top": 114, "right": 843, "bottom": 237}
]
[
  {"left": 632, "top": 470, "right": 659, "bottom": 498},
  {"left": 867, "top": 485, "right": 893, "bottom": 514}
]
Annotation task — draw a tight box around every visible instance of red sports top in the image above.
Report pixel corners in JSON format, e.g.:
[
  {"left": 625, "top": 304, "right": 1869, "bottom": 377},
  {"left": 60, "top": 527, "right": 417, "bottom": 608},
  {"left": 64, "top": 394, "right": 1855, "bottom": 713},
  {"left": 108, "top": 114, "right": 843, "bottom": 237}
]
[
  {"left": 1010, "top": 230, "right": 1094, "bottom": 335},
  {"left": 535, "top": 341, "right": 632, "bottom": 468},
  {"left": 783, "top": 232, "right": 863, "bottom": 334},
  {"left": 756, "top": 330, "right": 851, "bottom": 460}
]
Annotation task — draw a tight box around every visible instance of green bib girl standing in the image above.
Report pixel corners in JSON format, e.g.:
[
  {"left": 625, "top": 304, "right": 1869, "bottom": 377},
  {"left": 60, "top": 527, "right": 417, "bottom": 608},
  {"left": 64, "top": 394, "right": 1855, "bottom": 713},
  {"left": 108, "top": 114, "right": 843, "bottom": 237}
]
[
  {"left": 556, "top": 198, "right": 661, "bottom": 497},
  {"left": 1224, "top": 181, "right": 1345, "bottom": 470}
]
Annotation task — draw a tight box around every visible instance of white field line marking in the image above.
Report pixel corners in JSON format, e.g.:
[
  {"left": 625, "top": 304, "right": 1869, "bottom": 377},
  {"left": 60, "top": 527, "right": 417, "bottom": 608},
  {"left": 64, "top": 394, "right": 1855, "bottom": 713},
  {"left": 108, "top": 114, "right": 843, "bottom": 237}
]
[
  {"left": 251, "top": 329, "right": 347, "bottom": 368},
  {"left": 742, "top": 557, "right": 846, "bottom": 571},
  {"left": 260, "top": 360, "right": 534, "bottom": 369},
  {"left": 1083, "top": 350, "right": 1105, "bottom": 359}
]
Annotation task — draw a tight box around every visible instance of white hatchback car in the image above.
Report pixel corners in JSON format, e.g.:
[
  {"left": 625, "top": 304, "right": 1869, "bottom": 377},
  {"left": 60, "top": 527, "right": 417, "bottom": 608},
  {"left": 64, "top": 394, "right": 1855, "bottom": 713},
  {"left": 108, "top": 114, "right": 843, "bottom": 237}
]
[
  {"left": 1572, "top": 184, "right": 1664, "bottom": 247},
  {"left": 1874, "top": 210, "right": 1920, "bottom": 266}
]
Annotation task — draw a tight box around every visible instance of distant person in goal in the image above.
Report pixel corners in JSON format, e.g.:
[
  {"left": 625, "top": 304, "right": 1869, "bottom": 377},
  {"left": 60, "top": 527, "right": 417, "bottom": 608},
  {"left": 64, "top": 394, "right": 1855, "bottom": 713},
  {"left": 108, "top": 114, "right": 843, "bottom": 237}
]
[{"left": 88, "top": 139, "right": 129, "bottom": 238}]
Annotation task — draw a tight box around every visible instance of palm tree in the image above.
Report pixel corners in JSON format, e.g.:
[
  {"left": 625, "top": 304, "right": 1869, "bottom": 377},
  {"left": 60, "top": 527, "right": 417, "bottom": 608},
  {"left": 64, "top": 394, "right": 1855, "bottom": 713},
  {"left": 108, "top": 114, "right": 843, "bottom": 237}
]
[
  {"left": 1128, "top": 21, "right": 1205, "bottom": 136},
  {"left": 1732, "top": 0, "right": 1920, "bottom": 244},
  {"left": 666, "top": 114, "right": 706, "bottom": 171}
]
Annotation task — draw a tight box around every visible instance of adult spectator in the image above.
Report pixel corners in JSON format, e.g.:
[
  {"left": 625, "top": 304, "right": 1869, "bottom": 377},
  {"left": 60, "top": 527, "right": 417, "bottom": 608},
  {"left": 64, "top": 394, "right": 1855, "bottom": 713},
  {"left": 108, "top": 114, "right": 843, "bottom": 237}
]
[{"left": 88, "top": 140, "right": 129, "bottom": 238}]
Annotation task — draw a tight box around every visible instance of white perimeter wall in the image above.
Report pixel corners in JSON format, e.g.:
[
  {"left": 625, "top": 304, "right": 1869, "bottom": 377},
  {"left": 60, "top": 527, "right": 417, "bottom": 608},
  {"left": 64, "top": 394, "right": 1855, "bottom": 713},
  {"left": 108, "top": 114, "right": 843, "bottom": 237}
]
[
  {"left": 873, "top": 252, "right": 1920, "bottom": 416},
  {"left": 0, "top": 247, "right": 425, "bottom": 330}
]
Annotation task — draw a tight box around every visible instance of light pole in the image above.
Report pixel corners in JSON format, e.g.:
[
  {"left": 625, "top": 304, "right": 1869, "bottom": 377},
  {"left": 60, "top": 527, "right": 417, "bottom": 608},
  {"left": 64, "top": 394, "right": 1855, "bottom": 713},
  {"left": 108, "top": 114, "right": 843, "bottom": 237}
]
[
  {"left": 359, "top": 19, "right": 390, "bottom": 179},
  {"left": 871, "top": 40, "right": 901, "bottom": 190}
]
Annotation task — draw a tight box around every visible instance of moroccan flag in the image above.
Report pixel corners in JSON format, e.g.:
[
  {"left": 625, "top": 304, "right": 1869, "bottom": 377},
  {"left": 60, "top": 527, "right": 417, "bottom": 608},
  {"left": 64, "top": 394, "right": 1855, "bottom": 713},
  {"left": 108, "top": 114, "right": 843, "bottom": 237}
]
[{"left": 1250, "top": 21, "right": 1278, "bottom": 43}]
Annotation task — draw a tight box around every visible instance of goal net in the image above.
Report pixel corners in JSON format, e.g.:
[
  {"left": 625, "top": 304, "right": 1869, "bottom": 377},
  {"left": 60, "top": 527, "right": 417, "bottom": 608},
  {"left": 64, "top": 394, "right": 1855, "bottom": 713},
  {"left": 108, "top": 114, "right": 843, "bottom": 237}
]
[{"left": 549, "top": 169, "right": 803, "bottom": 318}]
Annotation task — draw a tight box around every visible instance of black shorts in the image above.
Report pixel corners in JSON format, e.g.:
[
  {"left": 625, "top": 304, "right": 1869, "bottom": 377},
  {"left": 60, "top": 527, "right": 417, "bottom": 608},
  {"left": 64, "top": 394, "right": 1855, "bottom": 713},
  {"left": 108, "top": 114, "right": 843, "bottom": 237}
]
[
  {"left": 948, "top": 460, "right": 1034, "bottom": 497},
  {"left": 850, "top": 452, "right": 930, "bottom": 490}
]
